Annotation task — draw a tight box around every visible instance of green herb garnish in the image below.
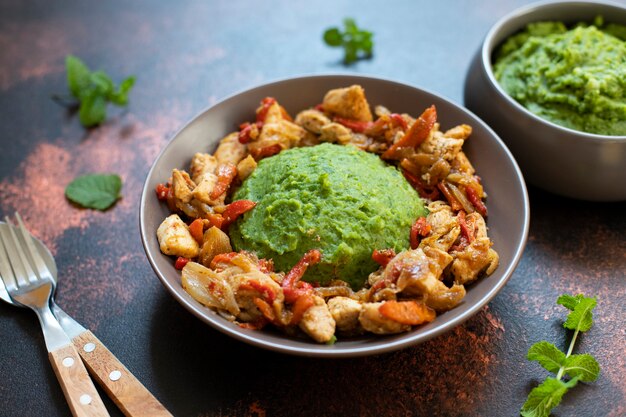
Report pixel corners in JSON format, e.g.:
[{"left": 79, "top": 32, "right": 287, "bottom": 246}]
[
  {"left": 520, "top": 294, "right": 600, "bottom": 417},
  {"left": 323, "top": 18, "right": 373, "bottom": 64},
  {"left": 65, "top": 174, "right": 122, "bottom": 210},
  {"left": 62, "top": 55, "right": 135, "bottom": 127}
]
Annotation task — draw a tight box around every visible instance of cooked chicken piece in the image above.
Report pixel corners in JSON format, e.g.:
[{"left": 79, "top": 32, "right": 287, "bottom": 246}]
[
  {"left": 294, "top": 109, "right": 332, "bottom": 134},
  {"left": 249, "top": 120, "right": 309, "bottom": 158},
  {"left": 386, "top": 248, "right": 464, "bottom": 312},
  {"left": 262, "top": 102, "right": 285, "bottom": 124},
  {"left": 299, "top": 295, "right": 336, "bottom": 343},
  {"left": 418, "top": 130, "right": 464, "bottom": 162},
  {"left": 157, "top": 214, "right": 200, "bottom": 258},
  {"left": 450, "top": 151, "right": 475, "bottom": 175},
  {"left": 450, "top": 237, "right": 499, "bottom": 285},
  {"left": 236, "top": 155, "right": 257, "bottom": 181},
  {"left": 327, "top": 297, "right": 362, "bottom": 333},
  {"left": 214, "top": 132, "right": 247, "bottom": 166},
  {"left": 419, "top": 201, "right": 461, "bottom": 252},
  {"left": 189, "top": 153, "right": 218, "bottom": 183},
  {"left": 444, "top": 124, "right": 472, "bottom": 140},
  {"left": 322, "top": 85, "right": 373, "bottom": 122},
  {"left": 191, "top": 173, "right": 218, "bottom": 205},
  {"left": 319, "top": 122, "right": 353, "bottom": 144},
  {"left": 171, "top": 169, "right": 195, "bottom": 204},
  {"left": 359, "top": 302, "right": 410, "bottom": 334},
  {"left": 298, "top": 131, "right": 321, "bottom": 147},
  {"left": 374, "top": 105, "right": 391, "bottom": 117}
]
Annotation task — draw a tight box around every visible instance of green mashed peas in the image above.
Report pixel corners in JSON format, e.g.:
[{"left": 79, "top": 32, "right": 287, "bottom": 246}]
[
  {"left": 230, "top": 143, "right": 427, "bottom": 288},
  {"left": 493, "top": 18, "right": 626, "bottom": 136}
]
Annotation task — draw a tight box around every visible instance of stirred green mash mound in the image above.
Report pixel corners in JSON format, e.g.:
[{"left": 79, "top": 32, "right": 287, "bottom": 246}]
[{"left": 230, "top": 143, "right": 427, "bottom": 288}]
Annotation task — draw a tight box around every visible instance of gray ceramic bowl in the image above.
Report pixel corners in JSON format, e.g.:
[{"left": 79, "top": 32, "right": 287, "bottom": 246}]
[
  {"left": 140, "top": 75, "right": 529, "bottom": 357},
  {"left": 464, "top": 0, "right": 626, "bottom": 202}
]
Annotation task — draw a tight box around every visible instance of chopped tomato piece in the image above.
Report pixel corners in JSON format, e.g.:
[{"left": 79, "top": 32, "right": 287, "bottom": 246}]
[
  {"left": 379, "top": 300, "right": 436, "bottom": 325},
  {"left": 188, "top": 219, "right": 204, "bottom": 244},
  {"left": 174, "top": 257, "right": 190, "bottom": 270},
  {"left": 221, "top": 200, "right": 256, "bottom": 228},
  {"left": 289, "top": 294, "right": 315, "bottom": 325},
  {"left": 382, "top": 105, "right": 437, "bottom": 159},
  {"left": 410, "top": 217, "right": 431, "bottom": 249},
  {"left": 155, "top": 183, "right": 170, "bottom": 201},
  {"left": 372, "top": 249, "right": 396, "bottom": 267}
]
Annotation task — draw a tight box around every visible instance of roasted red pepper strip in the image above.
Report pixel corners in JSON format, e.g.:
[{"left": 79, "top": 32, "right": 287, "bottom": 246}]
[
  {"left": 155, "top": 183, "right": 170, "bottom": 201},
  {"left": 256, "top": 97, "right": 277, "bottom": 123},
  {"left": 206, "top": 213, "right": 224, "bottom": 229},
  {"left": 410, "top": 217, "right": 431, "bottom": 249},
  {"left": 382, "top": 105, "right": 437, "bottom": 159},
  {"left": 372, "top": 249, "right": 396, "bottom": 267},
  {"left": 437, "top": 181, "right": 463, "bottom": 212},
  {"left": 238, "top": 123, "right": 253, "bottom": 144},
  {"left": 250, "top": 144, "right": 282, "bottom": 160},
  {"left": 402, "top": 169, "right": 440, "bottom": 200},
  {"left": 314, "top": 103, "right": 324, "bottom": 112},
  {"left": 240, "top": 280, "right": 277, "bottom": 304},
  {"left": 210, "top": 163, "right": 238, "bottom": 200},
  {"left": 390, "top": 113, "right": 408, "bottom": 130},
  {"left": 239, "top": 317, "right": 268, "bottom": 330},
  {"left": 253, "top": 297, "right": 276, "bottom": 322},
  {"left": 188, "top": 218, "right": 204, "bottom": 244},
  {"left": 379, "top": 300, "right": 436, "bottom": 325},
  {"left": 209, "top": 252, "right": 238, "bottom": 269},
  {"left": 174, "top": 257, "right": 190, "bottom": 270},
  {"left": 465, "top": 186, "right": 488, "bottom": 217},
  {"left": 258, "top": 258, "right": 274, "bottom": 273},
  {"left": 334, "top": 117, "right": 374, "bottom": 133},
  {"left": 221, "top": 200, "right": 256, "bottom": 229},
  {"left": 281, "top": 249, "right": 321, "bottom": 303},
  {"left": 289, "top": 294, "right": 315, "bottom": 325}
]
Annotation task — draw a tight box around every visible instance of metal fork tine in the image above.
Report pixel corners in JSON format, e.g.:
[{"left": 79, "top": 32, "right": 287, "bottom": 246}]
[
  {"left": 15, "top": 213, "right": 52, "bottom": 282},
  {"left": 0, "top": 224, "right": 19, "bottom": 294},
  {"left": 2, "top": 217, "right": 37, "bottom": 287}
]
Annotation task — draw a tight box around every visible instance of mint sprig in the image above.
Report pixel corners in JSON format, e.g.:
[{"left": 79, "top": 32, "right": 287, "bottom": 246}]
[
  {"left": 62, "top": 55, "right": 135, "bottom": 127},
  {"left": 521, "top": 294, "right": 600, "bottom": 417},
  {"left": 65, "top": 173, "right": 122, "bottom": 210},
  {"left": 323, "top": 18, "right": 373, "bottom": 64}
]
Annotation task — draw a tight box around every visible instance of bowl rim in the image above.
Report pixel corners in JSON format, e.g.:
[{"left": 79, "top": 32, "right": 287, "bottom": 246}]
[
  {"left": 139, "top": 73, "right": 530, "bottom": 357},
  {"left": 481, "top": 0, "right": 626, "bottom": 142}
]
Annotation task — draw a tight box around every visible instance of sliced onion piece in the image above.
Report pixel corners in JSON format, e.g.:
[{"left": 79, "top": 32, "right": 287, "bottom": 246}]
[{"left": 182, "top": 262, "right": 240, "bottom": 316}]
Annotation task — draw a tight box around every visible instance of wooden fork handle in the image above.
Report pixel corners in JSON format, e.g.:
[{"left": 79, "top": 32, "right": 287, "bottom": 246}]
[
  {"left": 49, "top": 343, "right": 111, "bottom": 417},
  {"left": 72, "top": 331, "right": 173, "bottom": 417}
]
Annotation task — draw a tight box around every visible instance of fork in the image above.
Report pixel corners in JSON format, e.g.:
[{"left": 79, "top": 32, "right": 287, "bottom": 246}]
[{"left": 0, "top": 216, "right": 110, "bottom": 417}]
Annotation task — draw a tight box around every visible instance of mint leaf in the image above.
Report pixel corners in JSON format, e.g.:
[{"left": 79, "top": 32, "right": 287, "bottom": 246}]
[
  {"left": 66, "top": 55, "right": 90, "bottom": 98},
  {"left": 560, "top": 295, "right": 596, "bottom": 332},
  {"left": 563, "top": 354, "right": 600, "bottom": 382},
  {"left": 59, "top": 55, "right": 135, "bottom": 127},
  {"left": 527, "top": 341, "right": 566, "bottom": 374},
  {"left": 65, "top": 174, "right": 122, "bottom": 210},
  {"left": 323, "top": 18, "right": 374, "bottom": 64},
  {"left": 521, "top": 377, "right": 579, "bottom": 417},
  {"left": 79, "top": 90, "right": 107, "bottom": 127},
  {"left": 556, "top": 294, "right": 583, "bottom": 311}
]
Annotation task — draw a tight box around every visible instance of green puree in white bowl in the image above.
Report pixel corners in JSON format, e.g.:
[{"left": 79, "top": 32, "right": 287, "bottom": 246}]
[
  {"left": 493, "top": 17, "right": 626, "bottom": 136},
  {"left": 230, "top": 143, "right": 427, "bottom": 288}
]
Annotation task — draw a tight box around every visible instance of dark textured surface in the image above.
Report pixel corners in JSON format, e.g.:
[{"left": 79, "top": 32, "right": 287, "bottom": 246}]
[{"left": 0, "top": 0, "right": 624, "bottom": 416}]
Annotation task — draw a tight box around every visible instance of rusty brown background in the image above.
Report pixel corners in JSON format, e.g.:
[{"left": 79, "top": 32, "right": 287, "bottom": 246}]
[{"left": 0, "top": 0, "right": 624, "bottom": 416}]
